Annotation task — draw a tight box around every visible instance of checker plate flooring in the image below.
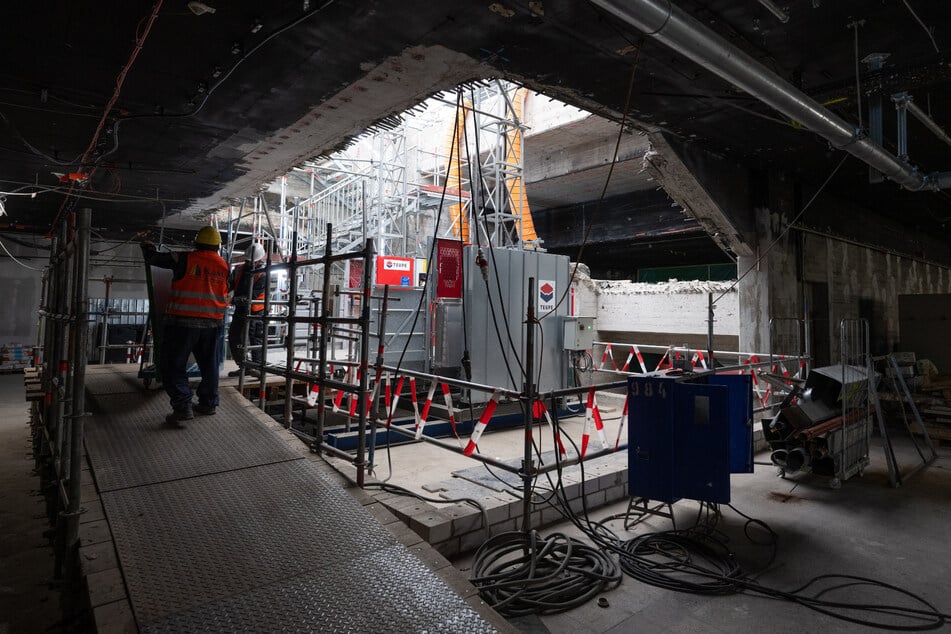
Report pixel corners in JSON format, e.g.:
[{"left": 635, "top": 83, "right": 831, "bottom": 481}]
[
  {"left": 84, "top": 370, "right": 497, "bottom": 632},
  {"left": 84, "top": 391, "right": 301, "bottom": 492}
]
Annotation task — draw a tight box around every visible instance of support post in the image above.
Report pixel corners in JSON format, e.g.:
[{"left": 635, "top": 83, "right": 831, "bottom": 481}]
[
  {"left": 283, "top": 206, "right": 299, "bottom": 427},
  {"left": 522, "top": 277, "right": 536, "bottom": 531},
  {"left": 314, "top": 224, "right": 334, "bottom": 454},
  {"left": 64, "top": 207, "right": 91, "bottom": 576},
  {"left": 354, "top": 239, "right": 375, "bottom": 487}
]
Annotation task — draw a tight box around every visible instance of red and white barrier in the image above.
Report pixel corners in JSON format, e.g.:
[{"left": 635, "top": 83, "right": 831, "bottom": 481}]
[
  {"left": 534, "top": 401, "right": 567, "bottom": 456},
  {"left": 463, "top": 390, "right": 501, "bottom": 456},
  {"left": 691, "top": 350, "right": 707, "bottom": 370},
  {"left": 415, "top": 381, "right": 438, "bottom": 439},
  {"left": 621, "top": 345, "right": 647, "bottom": 374},
  {"left": 332, "top": 367, "right": 351, "bottom": 413},
  {"left": 440, "top": 382, "right": 458, "bottom": 438},
  {"left": 581, "top": 387, "right": 608, "bottom": 458},
  {"left": 599, "top": 344, "right": 619, "bottom": 371},
  {"left": 384, "top": 375, "right": 406, "bottom": 428},
  {"left": 614, "top": 398, "right": 630, "bottom": 451},
  {"left": 409, "top": 377, "right": 420, "bottom": 427}
]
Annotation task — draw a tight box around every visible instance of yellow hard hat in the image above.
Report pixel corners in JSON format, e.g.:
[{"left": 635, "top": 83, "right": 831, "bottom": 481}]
[{"left": 195, "top": 226, "right": 222, "bottom": 246}]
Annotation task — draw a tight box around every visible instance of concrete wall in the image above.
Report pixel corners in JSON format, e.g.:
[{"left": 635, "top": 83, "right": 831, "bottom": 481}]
[
  {"left": 596, "top": 279, "right": 738, "bottom": 340},
  {"left": 802, "top": 233, "right": 951, "bottom": 359}
]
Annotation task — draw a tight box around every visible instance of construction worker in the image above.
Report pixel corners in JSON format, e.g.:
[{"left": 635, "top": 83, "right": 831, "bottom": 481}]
[
  {"left": 141, "top": 226, "right": 229, "bottom": 425},
  {"left": 228, "top": 242, "right": 268, "bottom": 376}
]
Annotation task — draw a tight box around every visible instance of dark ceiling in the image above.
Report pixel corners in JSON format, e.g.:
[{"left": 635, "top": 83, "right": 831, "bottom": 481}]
[{"left": 1, "top": 0, "right": 949, "bottom": 246}]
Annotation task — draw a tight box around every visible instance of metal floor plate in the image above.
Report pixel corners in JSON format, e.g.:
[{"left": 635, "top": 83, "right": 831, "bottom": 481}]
[
  {"left": 139, "top": 544, "right": 495, "bottom": 633},
  {"left": 84, "top": 390, "right": 301, "bottom": 491},
  {"left": 84, "top": 368, "right": 151, "bottom": 399},
  {"left": 102, "top": 460, "right": 493, "bottom": 632}
]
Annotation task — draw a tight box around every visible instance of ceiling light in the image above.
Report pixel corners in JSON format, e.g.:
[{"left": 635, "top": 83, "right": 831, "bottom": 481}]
[
  {"left": 250, "top": 18, "right": 263, "bottom": 34},
  {"left": 187, "top": 1, "right": 216, "bottom": 15}
]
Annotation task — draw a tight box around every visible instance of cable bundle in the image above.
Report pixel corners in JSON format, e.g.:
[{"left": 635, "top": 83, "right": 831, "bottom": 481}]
[{"left": 470, "top": 530, "right": 621, "bottom": 617}]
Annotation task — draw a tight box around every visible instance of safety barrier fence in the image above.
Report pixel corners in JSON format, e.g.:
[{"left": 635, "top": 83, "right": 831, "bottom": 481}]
[
  {"left": 592, "top": 340, "right": 808, "bottom": 413},
  {"left": 31, "top": 208, "right": 92, "bottom": 580}
]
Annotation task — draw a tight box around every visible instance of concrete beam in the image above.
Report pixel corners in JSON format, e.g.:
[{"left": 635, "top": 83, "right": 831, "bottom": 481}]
[{"left": 643, "top": 132, "right": 755, "bottom": 257}]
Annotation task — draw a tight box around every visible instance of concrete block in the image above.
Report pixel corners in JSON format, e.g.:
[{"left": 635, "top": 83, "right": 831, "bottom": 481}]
[
  {"left": 482, "top": 500, "right": 510, "bottom": 526},
  {"left": 540, "top": 505, "right": 565, "bottom": 527},
  {"left": 86, "top": 568, "right": 126, "bottom": 607},
  {"left": 407, "top": 542, "right": 452, "bottom": 572},
  {"left": 490, "top": 518, "right": 518, "bottom": 536},
  {"left": 364, "top": 502, "right": 400, "bottom": 526},
  {"left": 446, "top": 504, "right": 483, "bottom": 536},
  {"left": 93, "top": 599, "right": 136, "bottom": 634},
  {"left": 79, "top": 500, "right": 105, "bottom": 524},
  {"left": 78, "top": 541, "right": 118, "bottom": 576},
  {"left": 603, "top": 483, "right": 627, "bottom": 504},
  {"left": 459, "top": 528, "right": 490, "bottom": 553},
  {"left": 409, "top": 510, "right": 452, "bottom": 544},
  {"left": 433, "top": 537, "right": 460, "bottom": 559},
  {"left": 586, "top": 489, "right": 607, "bottom": 509},
  {"left": 387, "top": 521, "right": 425, "bottom": 547},
  {"left": 79, "top": 519, "right": 112, "bottom": 546}
]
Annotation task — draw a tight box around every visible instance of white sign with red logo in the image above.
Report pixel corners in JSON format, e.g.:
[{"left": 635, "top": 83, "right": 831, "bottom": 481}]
[{"left": 538, "top": 280, "right": 556, "bottom": 313}]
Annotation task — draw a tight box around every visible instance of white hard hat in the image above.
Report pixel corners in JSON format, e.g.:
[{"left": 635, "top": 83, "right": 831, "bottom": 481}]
[{"left": 246, "top": 243, "right": 266, "bottom": 262}]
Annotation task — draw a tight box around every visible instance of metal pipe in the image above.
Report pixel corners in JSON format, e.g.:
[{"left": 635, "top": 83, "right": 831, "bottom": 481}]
[
  {"left": 65, "top": 207, "right": 91, "bottom": 576},
  {"left": 258, "top": 249, "right": 272, "bottom": 410},
  {"left": 283, "top": 205, "right": 299, "bottom": 428},
  {"left": 755, "top": 0, "right": 788, "bottom": 23},
  {"left": 367, "top": 285, "right": 389, "bottom": 473},
  {"left": 521, "top": 278, "right": 535, "bottom": 532},
  {"left": 354, "top": 238, "right": 375, "bottom": 487},
  {"left": 894, "top": 92, "right": 951, "bottom": 150},
  {"left": 590, "top": 0, "right": 936, "bottom": 191},
  {"left": 314, "top": 224, "right": 334, "bottom": 454}
]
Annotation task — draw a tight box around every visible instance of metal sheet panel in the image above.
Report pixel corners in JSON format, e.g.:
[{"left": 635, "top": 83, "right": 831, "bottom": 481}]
[
  {"left": 674, "top": 382, "right": 731, "bottom": 504},
  {"left": 628, "top": 376, "right": 678, "bottom": 504},
  {"left": 708, "top": 373, "right": 754, "bottom": 473},
  {"left": 464, "top": 247, "right": 570, "bottom": 401}
]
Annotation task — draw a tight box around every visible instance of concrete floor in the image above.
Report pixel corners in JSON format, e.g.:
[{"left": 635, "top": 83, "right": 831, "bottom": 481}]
[
  {"left": 377, "top": 407, "right": 951, "bottom": 633},
  {"left": 0, "top": 373, "right": 62, "bottom": 633}
]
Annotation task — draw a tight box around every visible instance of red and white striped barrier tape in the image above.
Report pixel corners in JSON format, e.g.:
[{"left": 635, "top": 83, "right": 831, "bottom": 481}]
[
  {"left": 621, "top": 345, "right": 647, "bottom": 374},
  {"left": 614, "top": 398, "right": 630, "bottom": 451},
  {"left": 581, "top": 387, "right": 608, "bottom": 458},
  {"left": 332, "top": 367, "right": 351, "bottom": 412},
  {"left": 415, "top": 381, "right": 438, "bottom": 440},
  {"left": 440, "top": 382, "right": 459, "bottom": 439},
  {"left": 599, "top": 344, "right": 619, "bottom": 371},
  {"left": 409, "top": 377, "right": 420, "bottom": 427},
  {"left": 384, "top": 375, "right": 406, "bottom": 428},
  {"left": 463, "top": 390, "right": 501, "bottom": 456},
  {"left": 691, "top": 350, "right": 707, "bottom": 370}
]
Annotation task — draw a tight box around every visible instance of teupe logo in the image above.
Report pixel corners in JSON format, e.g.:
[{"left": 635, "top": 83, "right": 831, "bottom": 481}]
[{"left": 539, "top": 282, "right": 555, "bottom": 303}]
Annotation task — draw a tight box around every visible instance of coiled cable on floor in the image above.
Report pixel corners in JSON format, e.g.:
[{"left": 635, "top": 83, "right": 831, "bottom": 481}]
[
  {"left": 619, "top": 529, "right": 743, "bottom": 595},
  {"left": 470, "top": 530, "right": 622, "bottom": 617}
]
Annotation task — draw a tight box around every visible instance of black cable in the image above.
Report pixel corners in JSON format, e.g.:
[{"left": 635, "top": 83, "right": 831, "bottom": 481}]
[{"left": 470, "top": 530, "right": 621, "bottom": 617}]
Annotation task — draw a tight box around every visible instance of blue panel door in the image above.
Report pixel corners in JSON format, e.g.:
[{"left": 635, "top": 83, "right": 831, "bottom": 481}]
[
  {"left": 628, "top": 377, "right": 678, "bottom": 504},
  {"left": 708, "top": 374, "right": 754, "bottom": 473},
  {"left": 674, "top": 382, "right": 731, "bottom": 504}
]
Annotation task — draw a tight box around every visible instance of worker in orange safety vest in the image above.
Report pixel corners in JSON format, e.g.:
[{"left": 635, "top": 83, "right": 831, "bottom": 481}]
[{"left": 141, "top": 226, "right": 230, "bottom": 426}]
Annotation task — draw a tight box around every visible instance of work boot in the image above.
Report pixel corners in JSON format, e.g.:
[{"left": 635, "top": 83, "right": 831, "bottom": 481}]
[
  {"left": 194, "top": 403, "right": 217, "bottom": 416},
  {"left": 227, "top": 368, "right": 243, "bottom": 377},
  {"left": 165, "top": 408, "right": 194, "bottom": 427}
]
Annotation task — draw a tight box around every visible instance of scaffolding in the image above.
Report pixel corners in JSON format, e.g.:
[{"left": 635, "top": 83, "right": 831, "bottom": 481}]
[{"left": 32, "top": 208, "right": 92, "bottom": 579}]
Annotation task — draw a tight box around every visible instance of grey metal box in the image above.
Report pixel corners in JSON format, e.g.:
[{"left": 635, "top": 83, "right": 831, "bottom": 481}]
[{"left": 562, "top": 317, "right": 595, "bottom": 350}]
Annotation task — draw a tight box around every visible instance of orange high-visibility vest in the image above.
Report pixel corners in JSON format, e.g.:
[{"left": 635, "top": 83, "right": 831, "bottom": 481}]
[
  {"left": 234, "top": 265, "right": 266, "bottom": 313},
  {"left": 166, "top": 250, "right": 229, "bottom": 321}
]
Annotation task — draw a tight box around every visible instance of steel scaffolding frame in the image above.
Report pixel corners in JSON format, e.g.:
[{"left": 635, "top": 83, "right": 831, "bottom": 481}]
[{"left": 32, "top": 208, "right": 92, "bottom": 580}]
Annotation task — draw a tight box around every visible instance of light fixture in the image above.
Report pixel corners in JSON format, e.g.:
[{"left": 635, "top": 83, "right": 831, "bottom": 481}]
[
  {"left": 187, "top": 1, "right": 216, "bottom": 15},
  {"left": 250, "top": 18, "right": 263, "bottom": 34}
]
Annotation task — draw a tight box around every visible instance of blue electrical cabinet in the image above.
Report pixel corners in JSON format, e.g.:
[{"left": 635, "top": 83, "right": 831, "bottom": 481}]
[{"left": 628, "top": 374, "right": 753, "bottom": 505}]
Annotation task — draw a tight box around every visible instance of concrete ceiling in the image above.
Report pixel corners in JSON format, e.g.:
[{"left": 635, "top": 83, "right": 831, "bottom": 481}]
[{"left": 0, "top": 0, "right": 949, "bottom": 245}]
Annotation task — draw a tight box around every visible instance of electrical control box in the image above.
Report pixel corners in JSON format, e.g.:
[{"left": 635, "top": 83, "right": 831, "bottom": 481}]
[{"left": 563, "top": 317, "right": 595, "bottom": 350}]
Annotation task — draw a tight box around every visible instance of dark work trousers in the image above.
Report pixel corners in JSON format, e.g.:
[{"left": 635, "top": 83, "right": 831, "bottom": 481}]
[
  {"left": 161, "top": 323, "right": 222, "bottom": 413},
  {"left": 228, "top": 311, "right": 265, "bottom": 366}
]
